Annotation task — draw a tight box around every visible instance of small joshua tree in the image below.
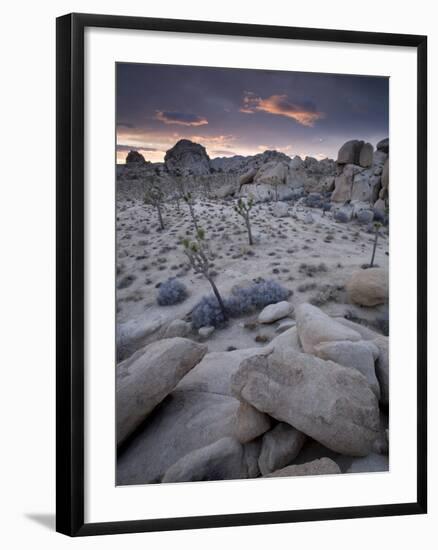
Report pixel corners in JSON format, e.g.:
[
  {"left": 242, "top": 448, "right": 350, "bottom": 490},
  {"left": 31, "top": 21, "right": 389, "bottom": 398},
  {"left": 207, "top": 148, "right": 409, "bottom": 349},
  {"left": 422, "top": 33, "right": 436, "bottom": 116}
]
[
  {"left": 272, "top": 181, "right": 279, "bottom": 202},
  {"left": 369, "top": 221, "right": 382, "bottom": 268},
  {"left": 234, "top": 196, "right": 255, "bottom": 245},
  {"left": 182, "top": 228, "right": 228, "bottom": 321},
  {"left": 144, "top": 184, "right": 165, "bottom": 230},
  {"left": 183, "top": 192, "right": 200, "bottom": 232}
]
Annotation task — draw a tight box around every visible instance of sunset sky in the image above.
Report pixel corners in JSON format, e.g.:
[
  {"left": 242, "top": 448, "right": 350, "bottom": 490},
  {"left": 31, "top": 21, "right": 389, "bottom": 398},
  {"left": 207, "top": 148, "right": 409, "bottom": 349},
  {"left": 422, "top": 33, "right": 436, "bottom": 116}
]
[{"left": 116, "top": 63, "right": 389, "bottom": 164}]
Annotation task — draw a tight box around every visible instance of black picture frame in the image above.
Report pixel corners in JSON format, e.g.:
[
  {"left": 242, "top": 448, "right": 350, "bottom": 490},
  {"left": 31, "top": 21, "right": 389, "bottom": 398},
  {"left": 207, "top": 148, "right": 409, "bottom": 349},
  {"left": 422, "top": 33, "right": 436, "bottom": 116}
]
[{"left": 56, "top": 12, "right": 428, "bottom": 537}]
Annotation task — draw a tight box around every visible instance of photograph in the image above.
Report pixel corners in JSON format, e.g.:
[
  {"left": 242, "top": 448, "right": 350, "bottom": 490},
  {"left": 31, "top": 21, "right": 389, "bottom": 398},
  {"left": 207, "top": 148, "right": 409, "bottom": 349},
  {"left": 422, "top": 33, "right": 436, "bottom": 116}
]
[{"left": 115, "top": 63, "right": 390, "bottom": 486}]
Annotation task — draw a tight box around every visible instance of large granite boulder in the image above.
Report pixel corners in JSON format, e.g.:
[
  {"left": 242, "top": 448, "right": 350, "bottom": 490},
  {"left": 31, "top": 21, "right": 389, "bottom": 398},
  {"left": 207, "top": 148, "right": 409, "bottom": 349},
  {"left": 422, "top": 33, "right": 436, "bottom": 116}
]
[
  {"left": 335, "top": 318, "right": 389, "bottom": 406},
  {"left": 117, "top": 337, "right": 207, "bottom": 445},
  {"left": 164, "top": 139, "right": 211, "bottom": 175},
  {"left": 295, "top": 303, "right": 361, "bottom": 354},
  {"left": 117, "top": 347, "right": 271, "bottom": 485},
  {"left": 258, "top": 423, "right": 306, "bottom": 475},
  {"left": 313, "top": 340, "right": 381, "bottom": 399},
  {"left": 376, "top": 137, "right": 389, "bottom": 154},
  {"left": 347, "top": 453, "right": 389, "bottom": 473},
  {"left": 381, "top": 159, "right": 389, "bottom": 188},
  {"left": 337, "top": 140, "right": 365, "bottom": 165},
  {"left": 266, "top": 458, "right": 341, "bottom": 477},
  {"left": 231, "top": 346, "right": 380, "bottom": 456},
  {"left": 162, "top": 437, "right": 257, "bottom": 483},
  {"left": 359, "top": 143, "right": 374, "bottom": 168},
  {"left": 331, "top": 170, "right": 352, "bottom": 202},
  {"left": 239, "top": 168, "right": 257, "bottom": 186},
  {"left": 126, "top": 150, "right": 146, "bottom": 164},
  {"left": 346, "top": 268, "right": 389, "bottom": 307},
  {"left": 254, "top": 161, "right": 288, "bottom": 186},
  {"left": 258, "top": 301, "right": 293, "bottom": 324}
]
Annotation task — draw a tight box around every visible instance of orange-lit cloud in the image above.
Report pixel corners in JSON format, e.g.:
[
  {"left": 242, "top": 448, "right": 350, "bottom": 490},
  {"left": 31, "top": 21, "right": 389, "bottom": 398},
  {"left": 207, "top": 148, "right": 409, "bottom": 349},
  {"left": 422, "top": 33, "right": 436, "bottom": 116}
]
[
  {"left": 240, "top": 92, "right": 324, "bottom": 127},
  {"left": 155, "top": 110, "right": 208, "bottom": 127}
]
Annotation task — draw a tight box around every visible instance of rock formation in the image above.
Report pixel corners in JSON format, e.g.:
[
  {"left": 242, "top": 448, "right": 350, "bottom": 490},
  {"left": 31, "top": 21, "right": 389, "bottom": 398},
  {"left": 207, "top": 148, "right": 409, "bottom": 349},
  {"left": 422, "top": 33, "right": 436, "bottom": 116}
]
[
  {"left": 164, "top": 139, "right": 211, "bottom": 176},
  {"left": 126, "top": 149, "right": 147, "bottom": 164},
  {"left": 331, "top": 138, "right": 389, "bottom": 216}
]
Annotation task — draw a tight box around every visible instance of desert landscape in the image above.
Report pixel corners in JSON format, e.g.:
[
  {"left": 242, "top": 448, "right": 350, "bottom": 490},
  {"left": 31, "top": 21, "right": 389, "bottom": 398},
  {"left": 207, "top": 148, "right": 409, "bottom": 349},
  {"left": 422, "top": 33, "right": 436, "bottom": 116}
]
[{"left": 115, "top": 135, "right": 390, "bottom": 485}]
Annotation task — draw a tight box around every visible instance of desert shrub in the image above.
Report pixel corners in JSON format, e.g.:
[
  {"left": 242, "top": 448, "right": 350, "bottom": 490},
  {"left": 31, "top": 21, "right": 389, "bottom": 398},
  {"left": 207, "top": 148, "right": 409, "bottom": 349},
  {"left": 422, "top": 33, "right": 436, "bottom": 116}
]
[
  {"left": 335, "top": 210, "right": 350, "bottom": 223},
  {"left": 117, "top": 274, "right": 136, "bottom": 290},
  {"left": 191, "top": 279, "right": 290, "bottom": 328},
  {"left": 309, "top": 284, "right": 344, "bottom": 306},
  {"left": 304, "top": 193, "right": 323, "bottom": 208},
  {"left": 298, "top": 262, "right": 328, "bottom": 277},
  {"left": 357, "top": 209, "right": 374, "bottom": 225},
  {"left": 297, "top": 282, "right": 317, "bottom": 292},
  {"left": 372, "top": 208, "right": 385, "bottom": 223},
  {"left": 157, "top": 278, "right": 188, "bottom": 306},
  {"left": 191, "top": 295, "right": 227, "bottom": 329},
  {"left": 226, "top": 279, "right": 290, "bottom": 316}
]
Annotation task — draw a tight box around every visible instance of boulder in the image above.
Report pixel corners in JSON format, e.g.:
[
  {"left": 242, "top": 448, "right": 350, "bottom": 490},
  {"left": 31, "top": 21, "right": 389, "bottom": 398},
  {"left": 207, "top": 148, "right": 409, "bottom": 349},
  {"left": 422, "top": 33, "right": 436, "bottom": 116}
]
[
  {"left": 126, "top": 150, "right": 146, "bottom": 164},
  {"left": 272, "top": 201, "right": 289, "bottom": 218},
  {"left": 239, "top": 168, "right": 257, "bottom": 186},
  {"left": 116, "top": 338, "right": 207, "bottom": 445},
  {"left": 359, "top": 143, "right": 374, "bottom": 168},
  {"left": 254, "top": 161, "right": 288, "bottom": 186},
  {"left": 337, "top": 140, "right": 364, "bottom": 165},
  {"left": 347, "top": 453, "right": 389, "bottom": 473},
  {"left": 164, "top": 319, "right": 191, "bottom": 338},
  {"left": 266, "top": 458, "right": 341, "bottom": 477},
  {"left": 162, "top": 437, "right": 255, "bottom": 483},
  {"left": 376, "top": 138, "right": 389, "bottom": 154},
  {"left": 313, "top": 340, "right": 381, "bottom": 399},
  {"left": 373, "top": 336, "right": 389, "bottom": 405},
  {"left": 164, "top": 139, "right": 210, "bottom": 176},
  {"left": 331, "top": 172, "right": 352, "bottom": 202},
  {"left": 346, "top": 268, "right": 389, "bottom": 307},
  {"left": 381, "top": 159, "right": 389, "bottom": 188},
  {"left": 352, "top": 170, "right": 372, "bottom": 201},
  {"left": 295, "top": 303, "right": 361, "bottom": 354},
  {"left": 369, "top": 175, "right": 382, "bottom": 203},
  {"left": 335, "top": 317, "right": 382, "bottom": 340},
  {"left": 117, "top": 386, "right": 269, "bottom": 484},
  {"left": 373, "top": 150, "right": 388, "bottom": 171},
  {"left": 374, "top": 198, "right": 386, "bottom": 212},
  {"left": 258, "top": 301, "right": 293, "bottom": 324},
  {"left": 231, "top": 346, "right": 380, "bottom": 456},
  {"left": 275, "top": 319, "right": 296, "bottom": 334},
  {"left": 198, "top": 326, "right": 215, "bottom": 339},
  {"left": 258, "top": 423, "right": 306, "bottom": 475},
  {"left": 290, "top": 155, "right": 304, "bottom": 170}
]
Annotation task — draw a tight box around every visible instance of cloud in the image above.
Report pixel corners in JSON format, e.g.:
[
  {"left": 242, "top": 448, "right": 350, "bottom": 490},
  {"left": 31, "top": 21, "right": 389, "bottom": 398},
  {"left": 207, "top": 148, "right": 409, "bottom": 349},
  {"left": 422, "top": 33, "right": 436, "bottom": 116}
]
[
  {"left": 155, "top": 110, "right": 208, "bottom": 127},
  {"left": 240, "top": 92, "right": 324, "bottom": 127},
  {"left": 117, "top": 144, "right": 157, "bottom": 152},
  {"left": 211, "top": 149, "right": 238, "bottom": 157},
  {"left": 117, "top": 122, "right": 135, "bottom": 128}
]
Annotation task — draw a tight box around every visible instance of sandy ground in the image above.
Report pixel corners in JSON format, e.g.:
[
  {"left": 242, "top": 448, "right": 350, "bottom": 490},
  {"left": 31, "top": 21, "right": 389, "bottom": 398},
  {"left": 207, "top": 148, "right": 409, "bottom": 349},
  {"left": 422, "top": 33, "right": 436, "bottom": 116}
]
[{"left": 116, "top": 196, "right": 389, "bottom": 358}]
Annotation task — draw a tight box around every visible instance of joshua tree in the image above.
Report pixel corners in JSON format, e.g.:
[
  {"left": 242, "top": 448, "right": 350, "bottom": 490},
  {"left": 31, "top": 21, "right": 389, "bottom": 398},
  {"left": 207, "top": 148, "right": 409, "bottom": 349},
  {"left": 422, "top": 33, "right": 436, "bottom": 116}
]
[
  {"left": 144, "top": 184, "right": 165, "bottom": 230},
  {"left": 369, "top": 221, "right": 382, "bottom": 267},
  {"left": 182, "top": 228, "right": 228, "bottom": 321},
  {"left": 183, "top": 192, "right": 200, "bottom": 232},
  {"left": 234, "top": 196, "right": 255, "bottom": 245},
  {"left": 272, "top": 181, "right": 279, "bottom": 202}
]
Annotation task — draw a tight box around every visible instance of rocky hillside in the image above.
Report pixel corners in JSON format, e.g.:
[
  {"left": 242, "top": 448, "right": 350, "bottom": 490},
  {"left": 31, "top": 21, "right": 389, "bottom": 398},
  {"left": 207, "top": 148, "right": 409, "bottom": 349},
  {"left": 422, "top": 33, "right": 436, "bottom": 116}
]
[{"left": 118, "top": 137, "right": 389, "bottom": 220}]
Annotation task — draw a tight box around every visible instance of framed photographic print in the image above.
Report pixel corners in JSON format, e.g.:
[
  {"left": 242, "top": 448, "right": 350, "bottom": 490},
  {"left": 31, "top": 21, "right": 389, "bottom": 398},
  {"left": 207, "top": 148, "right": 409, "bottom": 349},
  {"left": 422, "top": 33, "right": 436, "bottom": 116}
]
[{"left": 56, "top": 13, "right": 427, "bottom": 536}]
